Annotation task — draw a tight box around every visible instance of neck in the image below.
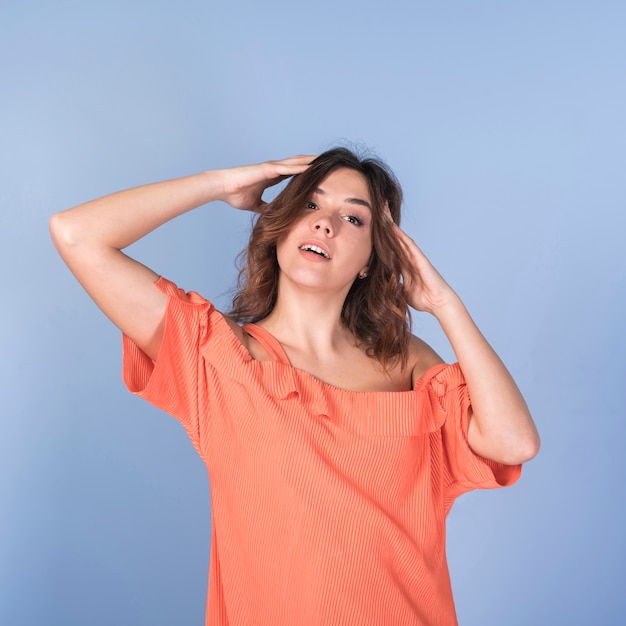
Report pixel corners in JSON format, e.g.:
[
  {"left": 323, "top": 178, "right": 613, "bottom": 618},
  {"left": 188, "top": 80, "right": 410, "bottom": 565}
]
[{"left": 259, "top": 277, "right": 355, "bottom": 357}]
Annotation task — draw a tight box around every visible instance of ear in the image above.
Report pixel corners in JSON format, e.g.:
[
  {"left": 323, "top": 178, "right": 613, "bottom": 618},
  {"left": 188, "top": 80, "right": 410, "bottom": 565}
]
[{"left": 358, "top": 250, "right": 375, "bottom": 279}]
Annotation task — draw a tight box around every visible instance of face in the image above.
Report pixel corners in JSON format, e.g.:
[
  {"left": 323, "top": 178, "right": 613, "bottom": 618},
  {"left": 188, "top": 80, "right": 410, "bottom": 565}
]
[{"left": 276, "top": 167, "right": 374, "bottom": 296}]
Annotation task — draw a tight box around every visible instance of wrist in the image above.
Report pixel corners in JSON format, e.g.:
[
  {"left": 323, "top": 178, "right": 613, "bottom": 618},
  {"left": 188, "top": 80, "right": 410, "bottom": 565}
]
[
  {"left": 199, "top": 169, "right": 229, "bottom": 203},
  {"left": 430, "top": 291, "right": 466, "bottom": 322}
]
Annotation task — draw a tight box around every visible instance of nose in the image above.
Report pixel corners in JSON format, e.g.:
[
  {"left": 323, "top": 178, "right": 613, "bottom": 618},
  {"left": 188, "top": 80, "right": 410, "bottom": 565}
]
[{"left": 311, "top": 212, "right": 334, "bottom": 236}]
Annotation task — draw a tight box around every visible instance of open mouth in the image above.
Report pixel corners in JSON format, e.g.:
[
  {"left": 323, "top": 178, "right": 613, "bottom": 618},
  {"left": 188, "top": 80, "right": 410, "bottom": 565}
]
[{"left": 299, "top": 244, "right": 330, "bottom": 259}]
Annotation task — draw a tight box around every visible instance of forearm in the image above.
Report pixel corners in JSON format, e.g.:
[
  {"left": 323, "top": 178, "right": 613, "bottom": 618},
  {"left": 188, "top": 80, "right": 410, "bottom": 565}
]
[
  {"left": 435, "top": 297, "right": 540, "bottom": 465},
  {"left": 49, "top": 155, "right": 313, "bottom": 360},
  {"left": 50, "top": 169, "right": 226, "bottom": 251}
]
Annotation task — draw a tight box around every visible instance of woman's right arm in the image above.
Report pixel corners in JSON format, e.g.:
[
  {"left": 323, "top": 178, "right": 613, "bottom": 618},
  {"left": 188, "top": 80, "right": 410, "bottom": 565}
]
[{"left": 49, "top": 156, "right": 314, "bottom": 360}]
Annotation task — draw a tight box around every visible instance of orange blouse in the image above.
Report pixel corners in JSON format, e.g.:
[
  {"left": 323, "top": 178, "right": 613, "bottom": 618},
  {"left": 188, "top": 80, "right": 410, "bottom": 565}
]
[{"left": 122, "top": 277, "right": 521, "bottom": 625}]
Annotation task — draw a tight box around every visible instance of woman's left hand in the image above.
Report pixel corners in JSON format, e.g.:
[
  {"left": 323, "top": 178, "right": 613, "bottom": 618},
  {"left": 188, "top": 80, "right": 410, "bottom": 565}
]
[
  {"left": 387, "top": 210, "right": 540, "bottom": 465},
  {"left": 390, "top": 220, "right": 459, "bottom": 317},
  {"left": 391, "top": 218, "right": 540, "bottom": 464}
]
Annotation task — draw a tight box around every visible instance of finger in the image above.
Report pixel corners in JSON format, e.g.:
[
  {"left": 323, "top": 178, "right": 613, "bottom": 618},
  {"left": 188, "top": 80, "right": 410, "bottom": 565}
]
[
  {"left": 383, "top": 201, "right": 394, "bottom": 223},
  {"left": 272, "top": 155, "right": 317, "bottom": 170},
  {"left": 274, "top": 164, "right": 311, "bottom": 176},
  {"left": 278, "top": 154, "right": 318, "bottom": 164},
  {"left": 391, "top": 225, "right": 431, "bottom": 281},
  {"left": 392, "top": 223, "right": 425, "bottom": 256},
  {"left": 391, "top": 222, "right": 414, "bottom": 246},
  {"left": 270, "top": 161, "right": 314, "bottom": 178}
]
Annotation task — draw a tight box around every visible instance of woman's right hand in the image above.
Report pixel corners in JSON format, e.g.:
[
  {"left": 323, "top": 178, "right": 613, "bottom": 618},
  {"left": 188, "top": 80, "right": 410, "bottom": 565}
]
[
  {"left": 217, "top": 155, "right": 316, "bottom": 212},
  {"left": 49, "top": 154, "right": 315, "bottom": 360}
]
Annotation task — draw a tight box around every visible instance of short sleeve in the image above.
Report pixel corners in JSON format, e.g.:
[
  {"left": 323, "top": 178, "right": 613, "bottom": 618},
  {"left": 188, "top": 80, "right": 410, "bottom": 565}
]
[
  {"left": 425, "top": 363, "right": 522, "bottom": 511},
  {"left": 122, "top": 277, "right": 214, "bottom": 459}
]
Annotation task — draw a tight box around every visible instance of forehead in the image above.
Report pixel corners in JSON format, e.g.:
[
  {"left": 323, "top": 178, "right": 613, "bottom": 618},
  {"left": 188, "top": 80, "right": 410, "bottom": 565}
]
[{"left": 314, "top": 168, "right": 372, "bottom": 209}]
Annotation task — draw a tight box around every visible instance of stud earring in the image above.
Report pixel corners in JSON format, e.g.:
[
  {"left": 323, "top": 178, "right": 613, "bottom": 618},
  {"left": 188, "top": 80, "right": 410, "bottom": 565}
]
[{"left": 358, "top": 271, "right": 368, "bottom": 279}]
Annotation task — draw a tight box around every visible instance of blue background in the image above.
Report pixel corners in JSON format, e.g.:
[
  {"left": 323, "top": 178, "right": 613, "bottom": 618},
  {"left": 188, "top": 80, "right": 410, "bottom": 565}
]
[{"left": 2, "top": 1, "right": 625, "bottom": 624}]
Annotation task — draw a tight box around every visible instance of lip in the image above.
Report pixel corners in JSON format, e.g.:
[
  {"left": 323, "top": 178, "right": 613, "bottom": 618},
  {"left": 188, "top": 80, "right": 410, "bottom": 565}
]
[{"left": 298, "top": 239, "right": 332, "bottom": 260}]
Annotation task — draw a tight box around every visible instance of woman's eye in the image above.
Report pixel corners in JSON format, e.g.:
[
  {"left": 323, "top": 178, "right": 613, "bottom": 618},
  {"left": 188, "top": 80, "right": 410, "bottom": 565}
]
[
  {"left": 307, "top": 202, "right": 317, "bottom": 210},
  {"left": 344, "top": 215, "right": 364, "bottom": 226}
]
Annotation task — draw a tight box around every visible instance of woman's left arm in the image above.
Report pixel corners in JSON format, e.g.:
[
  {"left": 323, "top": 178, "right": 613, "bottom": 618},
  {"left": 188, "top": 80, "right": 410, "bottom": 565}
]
[{"left": 393, "top": 223, "right": 540, "bottom": 465}]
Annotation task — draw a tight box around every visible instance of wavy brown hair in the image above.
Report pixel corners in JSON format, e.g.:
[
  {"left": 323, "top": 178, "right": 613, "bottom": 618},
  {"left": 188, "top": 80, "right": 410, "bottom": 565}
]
[{"left": 229, "top": 147, "right": 416, "bottom": 370}]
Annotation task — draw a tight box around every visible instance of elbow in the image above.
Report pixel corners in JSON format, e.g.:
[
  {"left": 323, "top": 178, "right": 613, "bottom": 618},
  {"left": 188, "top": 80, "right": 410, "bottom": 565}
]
[
  {"left": 469, "top": 415, "right": 541, "bottom": 466},
  {"left": 524, "top": 430, "right": 541, "bottom": 461},
  {"left": 499, "top": 428, "right": 541, "bottom": 465},
  {"left": 507, "top": 433, "right": 540, "bottom": 465},
  {"left": 517, "top": 413, "right": 541, "bottom": 463},
  {"left": 49, "top": 211, "right": 72, "bottom": 249},
  {"left": 49, "top": 210, "right": 83, "bottom": 253}
]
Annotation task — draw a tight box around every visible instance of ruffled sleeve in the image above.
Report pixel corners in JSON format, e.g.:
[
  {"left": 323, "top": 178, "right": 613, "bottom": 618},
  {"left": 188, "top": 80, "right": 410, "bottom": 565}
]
[
  {"left": 421, "top": 363, "right": 522, "bottom": 511},
  {"left": 122, "top": 277, "right": 215, "bottom": 460}
]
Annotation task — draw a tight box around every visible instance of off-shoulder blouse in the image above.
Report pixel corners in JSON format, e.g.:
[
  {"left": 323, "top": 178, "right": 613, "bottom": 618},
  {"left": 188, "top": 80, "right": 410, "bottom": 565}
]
[{"left": 123, "top": 277, "right": 521, "bottom": 626}]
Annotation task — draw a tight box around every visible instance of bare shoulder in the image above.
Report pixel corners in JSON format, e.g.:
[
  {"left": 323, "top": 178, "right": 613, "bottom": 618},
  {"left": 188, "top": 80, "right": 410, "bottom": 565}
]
[{"left": 408, "top": 334, "right": 445, "bottom": 384}]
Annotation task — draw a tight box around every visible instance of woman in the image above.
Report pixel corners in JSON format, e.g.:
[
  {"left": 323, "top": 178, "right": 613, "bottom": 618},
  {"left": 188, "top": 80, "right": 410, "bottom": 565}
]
[{"left": 50, "top": 147, "right": 540, "bottom": 625}]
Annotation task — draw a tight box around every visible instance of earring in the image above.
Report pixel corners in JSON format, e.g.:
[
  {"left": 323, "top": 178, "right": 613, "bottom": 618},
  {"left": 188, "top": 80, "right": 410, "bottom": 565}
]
[{"left": 358, "top": 271, "right": 368, "bottom": 279}]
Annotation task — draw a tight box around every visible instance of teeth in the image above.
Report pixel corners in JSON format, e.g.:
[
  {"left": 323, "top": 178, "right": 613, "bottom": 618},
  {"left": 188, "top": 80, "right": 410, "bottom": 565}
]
[{"left": 300, "top": 245, "right": 330, "bottom": 259}]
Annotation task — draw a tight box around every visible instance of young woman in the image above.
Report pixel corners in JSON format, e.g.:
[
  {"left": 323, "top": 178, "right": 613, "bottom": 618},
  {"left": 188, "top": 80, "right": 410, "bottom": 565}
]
[{"left": 50, "top": 147, "right": 540, "bottom": 625}]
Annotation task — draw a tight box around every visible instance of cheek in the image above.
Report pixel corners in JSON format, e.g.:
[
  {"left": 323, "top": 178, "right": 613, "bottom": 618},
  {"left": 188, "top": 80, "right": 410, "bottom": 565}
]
[
  {"left": 279, "top": 215, "right": 306, "bottom": 244},
  {"left": 359, "top": 232, "right": 374, "bottom": 263},
  {"left": 275, "top": 219, "right": 301, "bottom": 253},
  {"left": 275, "top": 228, "right": 301, "bottom": 269}
]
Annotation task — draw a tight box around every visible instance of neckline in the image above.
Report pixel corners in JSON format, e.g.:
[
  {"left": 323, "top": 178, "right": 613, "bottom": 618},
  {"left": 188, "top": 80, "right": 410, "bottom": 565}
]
[
  {"left": 218, "top": 316, "right": 454, "bottom": 434},
  {"left": 240, "top": 322, "right": 447, "bottom": 394}
]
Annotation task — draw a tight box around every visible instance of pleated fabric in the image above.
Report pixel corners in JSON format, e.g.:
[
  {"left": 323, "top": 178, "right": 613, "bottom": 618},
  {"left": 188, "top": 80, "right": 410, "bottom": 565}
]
[{"left": 122, "top": 277, "right": 521, "bottom": 626}]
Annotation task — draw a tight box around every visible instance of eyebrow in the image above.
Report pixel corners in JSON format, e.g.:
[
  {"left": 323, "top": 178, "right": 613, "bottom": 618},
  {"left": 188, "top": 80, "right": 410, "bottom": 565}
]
[{"left": 313, "top": 187, "right": 372, "bottom": 211}]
